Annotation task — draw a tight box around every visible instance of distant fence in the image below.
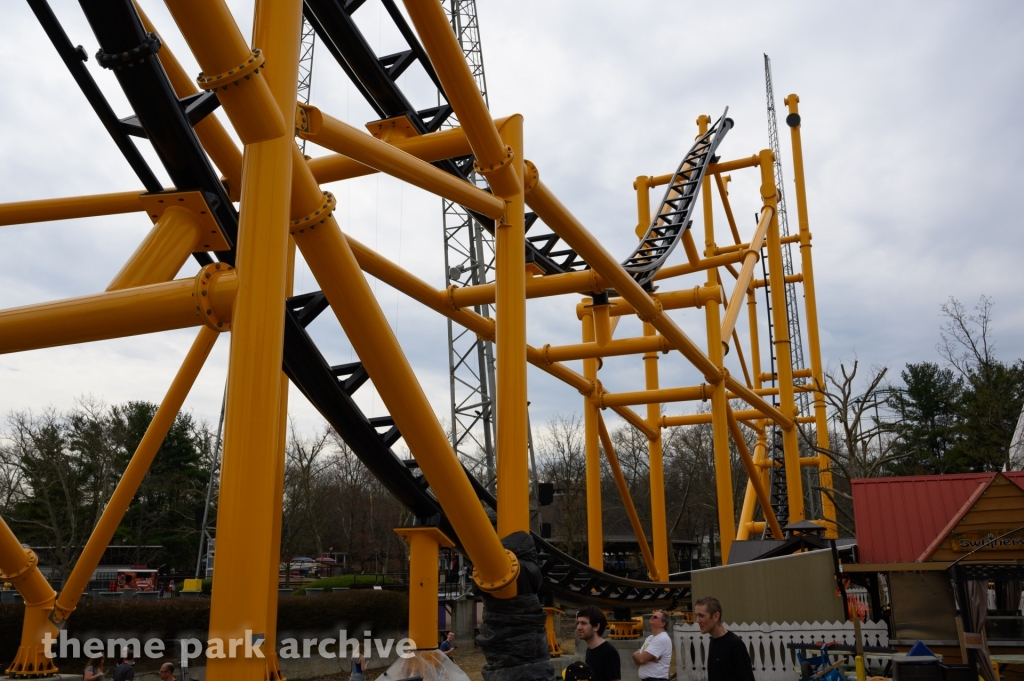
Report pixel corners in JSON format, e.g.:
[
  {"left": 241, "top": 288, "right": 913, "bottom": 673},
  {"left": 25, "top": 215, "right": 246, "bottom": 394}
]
[{"left": 674, "top": 620, "right": 890, "bottom": 681}]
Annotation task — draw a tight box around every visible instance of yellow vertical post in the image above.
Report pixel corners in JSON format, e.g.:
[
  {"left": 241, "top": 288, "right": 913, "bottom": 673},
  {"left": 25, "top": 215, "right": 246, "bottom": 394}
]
[
  {"left": 698, "top": 116, "right": 735, "bottom": 564},
  {"left": 53, "top": 327, "right": 219, "bottom": 623},
  {"left": 200, "top": 0, "right": 301, "bottom": 678},
  {"left": 395, "top": 527, "right": 455, "bottom": 649},
  {"left": 582, "top": 306, "right": 603, "bottom": 570},
  {"left": 736, "top": 433, "right": 765, "bottom": 541},
  {"left": 643, "top": 321, "right": 668, "bottom": 580},
  {"left": 0, "top": 518, "right": 57, "bottom": 676},
  {"left": 265, "top": 238, "right": 296, "bottom": 681},
  {"left": 634, "top": 175, "right": 651, "bottom": 239},
  {"left": 760, "top": 149, "right": 804, "bottom": 523},
  {"left": 785, "top": 94, "right": 836, "bottom": 537},
  {"left": 495, "top": 115, "right": 530, "bottom": 538}
]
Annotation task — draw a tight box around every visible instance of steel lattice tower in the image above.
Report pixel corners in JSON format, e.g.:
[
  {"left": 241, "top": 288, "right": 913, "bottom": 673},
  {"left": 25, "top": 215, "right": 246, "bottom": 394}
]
[{"left": 441, "top": 0, "right": 497, "bottom": 490}]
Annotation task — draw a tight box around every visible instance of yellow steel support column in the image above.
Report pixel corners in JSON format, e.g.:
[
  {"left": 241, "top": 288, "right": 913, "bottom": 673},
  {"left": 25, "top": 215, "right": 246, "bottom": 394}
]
[
  {"left": 52, "top": 327, "right": 219, "bottom": 624},
  {"left": 395, "top": 527, "right": 455, "bottom": 649},
  {"left": 495, "top": 115, "right": 529, "bottom": 537},
  {"left": 634, "top": 175, "right": 651, "bottom": 239},
  {"left": 697, "top": 115, "right": 736, "bottom": 564},
  {"left": 760, "top": 149, "right": 805, "bottom": 523},
  {"left": 785, "top": 94, "right": 836, "bottom": 537},
  {"left": 1, "top": 518, "right": 57, "bottom": 676},
  {"left": 582, "top": 306, "right": 603, "bottom": 570},
  {"left": 171, "top": 0, "right": 301, "bottom": 678},
  {"left": 265, "top": 239, "right": 296, "bottom": 681},
  {"left": 107, "top": 206, "right": 204, "bottom": 291},
  {"left": 643, "top": 321, "right": 669, "bottom": 580}
]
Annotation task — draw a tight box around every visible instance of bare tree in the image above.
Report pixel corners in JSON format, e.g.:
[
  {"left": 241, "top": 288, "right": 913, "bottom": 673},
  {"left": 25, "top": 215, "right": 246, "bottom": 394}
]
[
  {"left": 536, "top": 414, "right": 588, "bottom": 561},
  {"left": 939, "top": 295, "right": 994, "bottom": 378}
]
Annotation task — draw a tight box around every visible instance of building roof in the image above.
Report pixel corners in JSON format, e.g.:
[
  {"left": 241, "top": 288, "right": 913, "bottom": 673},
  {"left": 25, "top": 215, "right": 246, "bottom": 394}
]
[{"left": 851, "top": 472, "right": 1024, "bottom": 563}]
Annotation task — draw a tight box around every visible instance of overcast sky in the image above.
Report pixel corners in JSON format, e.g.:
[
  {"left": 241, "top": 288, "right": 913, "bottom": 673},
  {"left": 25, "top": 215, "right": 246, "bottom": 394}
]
[{"left": 1, "top": 1, "right": 1022, "bottom": 448}]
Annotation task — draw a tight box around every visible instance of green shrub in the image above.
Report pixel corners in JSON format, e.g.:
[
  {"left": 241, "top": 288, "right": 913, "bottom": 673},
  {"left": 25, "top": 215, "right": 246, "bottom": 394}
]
[
  {"left": 0, "top": 590, "right": 408, "bottom": 668},
  {"left": 288, "top": 574, "right": 400, "bottom": 595}
]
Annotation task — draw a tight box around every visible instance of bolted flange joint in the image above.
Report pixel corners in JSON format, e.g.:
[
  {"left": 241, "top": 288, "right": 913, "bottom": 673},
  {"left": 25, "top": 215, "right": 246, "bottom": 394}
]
[
  {"left": 471, "top": 549, "right": 520, "bottom": 595},
  {"left": 192, "top": 263, "right": 234, "bottom": 332},
  {"left": 291, "top": 191, "right": 337, "bottom": 234},
  {"left": 197, "top": 48, "right": 266, "bottom": 91},
  {"left": 473, "top": 145, "right": 514, "bottom": 175}
]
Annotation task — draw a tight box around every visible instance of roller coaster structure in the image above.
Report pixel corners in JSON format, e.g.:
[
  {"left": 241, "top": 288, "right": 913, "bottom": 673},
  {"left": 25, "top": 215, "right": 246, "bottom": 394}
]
[{"left": 0, "top": 0, "right": 834, "bottom": 678}]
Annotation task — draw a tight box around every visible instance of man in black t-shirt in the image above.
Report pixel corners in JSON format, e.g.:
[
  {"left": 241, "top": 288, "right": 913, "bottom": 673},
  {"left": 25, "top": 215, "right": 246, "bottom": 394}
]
[
  {"left": 694, "top": 596, "right": 754, "bottom": 681},
  {"left": 112, "top": 647, "right": 135, "bottom": 681},
  {"left": 576, "top": 605, "right": 621, "bottom": 681}
]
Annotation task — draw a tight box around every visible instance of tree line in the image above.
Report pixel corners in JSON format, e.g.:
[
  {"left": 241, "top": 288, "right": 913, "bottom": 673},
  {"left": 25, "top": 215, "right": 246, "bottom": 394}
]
[{"left": 1, "top": 296, "right": 1020, "bottom": 579}]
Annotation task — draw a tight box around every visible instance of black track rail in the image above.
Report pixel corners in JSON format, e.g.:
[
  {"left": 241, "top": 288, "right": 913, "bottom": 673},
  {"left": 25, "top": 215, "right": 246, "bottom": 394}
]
[
  {"left": 40, "top": 0, "right": 691, "bottom": 612},
  {"left": 623, "top": 110, "right": 732, "bottom": 289}
]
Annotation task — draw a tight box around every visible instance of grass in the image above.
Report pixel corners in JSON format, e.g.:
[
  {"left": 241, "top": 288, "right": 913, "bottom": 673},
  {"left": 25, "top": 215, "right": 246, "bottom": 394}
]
[{"left": 288, "top": 574, "right": 401, "bottom": 595}]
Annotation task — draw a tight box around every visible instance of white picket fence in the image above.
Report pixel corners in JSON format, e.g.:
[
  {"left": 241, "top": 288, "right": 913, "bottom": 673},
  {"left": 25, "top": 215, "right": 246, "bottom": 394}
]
[{"left": 674, "top": 620, "right": 889, "bottom": 681}]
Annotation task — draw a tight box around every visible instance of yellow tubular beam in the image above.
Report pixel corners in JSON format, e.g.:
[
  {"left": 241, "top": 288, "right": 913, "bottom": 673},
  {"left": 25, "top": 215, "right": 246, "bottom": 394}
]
[
  {"left": 199, "top": 1, "right": 300, "bottom": 677},
  {"left": 346, "top": 235, "right": 495, "bottom": 339},
  {"left": 0, "top": 271, "right": 235, "bottom": 354},
  {"left": 647, "top": 154, "right": 761, "bottom": 187},
  {"left": 732, "top": 329, "right": 753, "bottom": 387},
  {"left": 53, "top": 327, "right": 219, "bottom": 624},
  {"left": 297, "top": 105, "right": 505, "bottom": 219},
  {"left": 604, "top": 285, "right": 722, "bottom": 318},
  {"left": 495, "top": 114, "right": 529, "bottom": 537},
  {"left": 288, "top": 155, "right": 515, "bottom": 592},
  {"left": 306, "top": 116, "right": 511, "bottom": 185},
  {"left": 451, "top": 268, "right": 603, "bottom": 309},
  {"left": 735, "top": 433, "right": 766, "bottom": 541},
  {"left": 719, "top": 207, "right": 773, "bottom": 343},
  {"left": 612, "top": 405, "right": 660, "bottom": 440},
  {"left": 395, "top": 527, "right": 454, "bottom": 649},
  {"left": 786, "top": 93, "right": 837, "bottom": 538},
  {"left": 597, "top": 385, "right": 706, "bottom": 408},
  {"left": 265, "top": 238, "right": 295, "bottom": 681},
  {"left": 107, "top": 206, "right": 204, "bottom": 291},
  {"left": 163, "top": 0, "right": 287, "bottom": 144},
  {"left": 526, "top": 179, "right": 720, "bottom": 380},
  {"left": 400, "top": 0, "right": 520, "bottom": 198},
  {"left": 759, "top": 149, "right": 805, "bottom": 522},
  {"left": 747, "top": 290, "right": 763, "bottom": 390},
  {"left": 597, "top": 414, "right": 658, "bottom": 580},
  {"left": 725, "top": 405, "right": 783, "bottom": 540},
  {"left": 0, "top": 518, "right": 57, "bottom": 676},
  {"left": 134, "top": 1, "right": 243, "bottom": 193},
  {"left": 343, "top": 234, "right": 603, "bottom": 414},
  {"left": 654, "top": 250, "right": 745, "bottom": 281},
  {"left": 582, "top": 308, "right": 604, "bottom": 569},
  {"left": 643, "top": 321, "right": 669, "bottom": 580},
  {"left": 715, "top": 174, "right": 741, "bottom": 244},
  {"left": 681, "top": 229, "right": 702, "bottom": 266},
  {"left": 0, "top": 190, "right": 144, "bottom": 227},
  {"left": 634, "top": 175, "right": 651, "bottom": 239},
  {"left": 542, "top": 334, "right": 668, "bottom": 364},
  {"left": 724, "top": 376, "right": 794, "bottom": 429},
  {"left": 663, "top": 410, "right": 774, "bottom": 427}
]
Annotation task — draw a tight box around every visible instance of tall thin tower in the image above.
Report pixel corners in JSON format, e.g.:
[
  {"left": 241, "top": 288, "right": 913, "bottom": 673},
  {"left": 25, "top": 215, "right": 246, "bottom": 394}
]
[
  {"left": 764, "top": 54, "right": 818, "bottom": 520},
  {"left": 440, "top": 0, "right": 497, "bottom": 489}
]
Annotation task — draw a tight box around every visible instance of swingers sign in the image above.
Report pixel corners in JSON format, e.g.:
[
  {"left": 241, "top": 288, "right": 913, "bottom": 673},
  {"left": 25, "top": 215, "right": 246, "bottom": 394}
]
[{"left": 949, "top": 530, "right": 1024, "bottom": 552}]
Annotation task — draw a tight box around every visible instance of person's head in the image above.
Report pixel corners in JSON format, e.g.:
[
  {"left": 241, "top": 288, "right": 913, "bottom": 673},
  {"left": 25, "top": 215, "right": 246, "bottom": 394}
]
[
  {"left": 159, "top": 662, "right": 175, "bottom": 680},
  {"left": 694, "top": 596, "right": 723, "bottom": 635},
  {"left": 89, "top": 654, "right": 105, "bottom": 669},
  {"left": 446, "top": 631, "right": 455, "bottom": 642},
  {"left": 576, "top": 605, "right": 607, "bottom": 642},
  {"left": 120, "top": 646, "right": 136, "bottom": 665},
  {"left": 649, "top": 609, "right": 668, "bottom": 634}
]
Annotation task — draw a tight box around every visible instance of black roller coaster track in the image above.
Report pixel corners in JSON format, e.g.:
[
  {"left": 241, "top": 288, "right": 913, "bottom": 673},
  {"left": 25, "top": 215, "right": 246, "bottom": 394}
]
[{"left": 31, "top": 0, "right": 705, "bottom": 611}]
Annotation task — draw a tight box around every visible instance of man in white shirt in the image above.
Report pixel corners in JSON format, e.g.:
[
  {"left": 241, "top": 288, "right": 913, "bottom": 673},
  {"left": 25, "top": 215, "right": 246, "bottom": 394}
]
[{"left": 631, "top": 610, "right": 672, "bottom": 681}]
